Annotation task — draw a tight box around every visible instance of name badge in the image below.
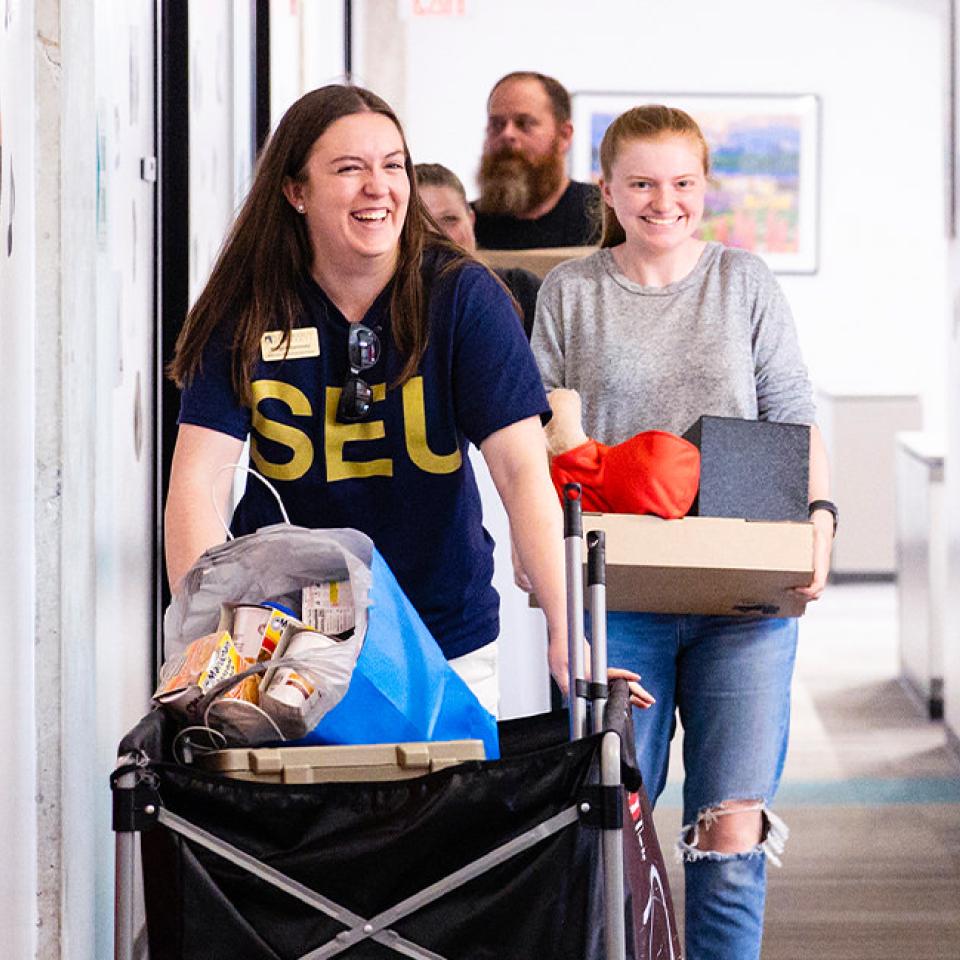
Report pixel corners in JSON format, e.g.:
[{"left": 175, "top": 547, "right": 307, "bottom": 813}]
[{"left": 261, "top": 328, "right": 320, "bottom": 361}]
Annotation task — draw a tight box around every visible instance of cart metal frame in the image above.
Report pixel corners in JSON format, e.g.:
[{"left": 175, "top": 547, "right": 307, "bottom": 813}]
[{"left": 114, "top": 483, "right": 631, "bottom": 960}]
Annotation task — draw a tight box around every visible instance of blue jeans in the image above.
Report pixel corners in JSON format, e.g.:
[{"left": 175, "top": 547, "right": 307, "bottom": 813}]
[{"left": 603, "top": 612, "right": 798, "bottom": 960}]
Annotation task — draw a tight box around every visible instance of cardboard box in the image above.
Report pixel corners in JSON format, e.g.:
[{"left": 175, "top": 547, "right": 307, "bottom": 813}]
[
  {"left": 683, "top": 415, "right": 809, "bottom": 522},
  {"left": 477, "top": 245, "right": 598, "bottom": 279},
  {"left": 577, "top": 513, "right": 814, "bottom": 618}
]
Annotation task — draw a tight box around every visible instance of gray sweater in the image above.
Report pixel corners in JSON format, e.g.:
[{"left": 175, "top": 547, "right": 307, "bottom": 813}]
[{"left": 531, "top": 243, "right": 816, "bottom": 446}]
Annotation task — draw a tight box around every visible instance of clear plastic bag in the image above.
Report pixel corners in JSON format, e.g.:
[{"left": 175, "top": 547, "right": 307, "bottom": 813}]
[{"left": 161, "top": 523, "right": 375, "bottom": 745}]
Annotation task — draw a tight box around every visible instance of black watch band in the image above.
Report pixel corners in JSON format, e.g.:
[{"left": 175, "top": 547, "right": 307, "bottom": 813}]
[{"left": 808, "top": 499, "right": 838, "bottom": 536}]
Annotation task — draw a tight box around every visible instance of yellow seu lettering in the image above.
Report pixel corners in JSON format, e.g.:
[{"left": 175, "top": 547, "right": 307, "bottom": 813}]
[
  {"left": 325, "top": 383, "right": 393, "bottom": 480},
  {"left": 251, "top": 377, "right": 461, "bottom": 483},
  {"left": 250, "top": 381, "right": 314, "bottom": 481},
  {"left": 402, "top": 377, "right": 462, "bottom": 474}
]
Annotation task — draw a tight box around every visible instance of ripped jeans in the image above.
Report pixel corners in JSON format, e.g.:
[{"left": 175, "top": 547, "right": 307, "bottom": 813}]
[{"left": 604, "top": 612, "right": 798, "bottom": 960}]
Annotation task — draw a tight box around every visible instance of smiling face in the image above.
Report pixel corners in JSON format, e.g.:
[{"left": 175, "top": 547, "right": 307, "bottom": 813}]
[
  {"left": 419, "top": 184, "right": 476, "bottom": 251},
  {"left": 284, "top": 111, "right": 410, "bottom": 272},
  {"left": 600, "top": 134, "right": 706, "bottom": 257}
]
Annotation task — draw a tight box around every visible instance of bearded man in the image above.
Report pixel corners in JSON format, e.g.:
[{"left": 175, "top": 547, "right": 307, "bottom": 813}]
[{"left": 474, "top": 72, "right": 600, "bottom": 250}]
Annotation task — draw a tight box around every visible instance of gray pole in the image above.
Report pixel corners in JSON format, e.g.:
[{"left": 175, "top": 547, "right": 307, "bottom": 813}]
[
  {"left": 113, "top": 762, "right": 138, "bottom": 960},
  {"left": 563, "top": 484, "right": 587, "bottom": 740},
  {"left": 601, "top": 732, "right": 627, "bottom": 960},
  {"left": 587, "top": 530, "right": 608, "bottom": 735}
]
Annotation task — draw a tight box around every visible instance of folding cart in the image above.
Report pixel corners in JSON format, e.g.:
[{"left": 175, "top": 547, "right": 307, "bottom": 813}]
[{"left": 113, "top": 485, "right": 681, "bottom": 960}]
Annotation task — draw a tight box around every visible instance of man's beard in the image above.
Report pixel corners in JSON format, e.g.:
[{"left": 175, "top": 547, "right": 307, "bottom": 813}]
[{"left": 475, "top": 143, "right": 565, "bottom": 217}]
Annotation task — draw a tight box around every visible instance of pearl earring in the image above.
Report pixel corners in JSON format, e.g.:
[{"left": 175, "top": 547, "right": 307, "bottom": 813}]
[{"left": 297, "top": 204, "right": 305, "bottom": 214}]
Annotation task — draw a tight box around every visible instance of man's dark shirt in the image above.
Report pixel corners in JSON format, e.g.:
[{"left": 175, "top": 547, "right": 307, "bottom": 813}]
[
  {"left": 474, "top": 180, "right": 600, "bottom": 250},
  {"left": 495, "top": 267, "right": 541, "bottom": 339}
]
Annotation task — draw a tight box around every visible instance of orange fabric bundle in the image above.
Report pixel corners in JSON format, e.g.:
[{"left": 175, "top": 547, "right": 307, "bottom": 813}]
[{"left": 549, "top": 431, "right": 700, "bottom": 518}]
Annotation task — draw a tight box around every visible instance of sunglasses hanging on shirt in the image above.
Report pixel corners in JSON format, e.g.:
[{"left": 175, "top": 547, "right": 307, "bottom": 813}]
[{"left": 336, "top": 322, "right": 381, "bottom": 423}]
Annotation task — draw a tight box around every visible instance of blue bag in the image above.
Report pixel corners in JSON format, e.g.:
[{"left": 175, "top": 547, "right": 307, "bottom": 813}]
[{"left": 299, "top": 548, "right": 499, "bottom": 758}]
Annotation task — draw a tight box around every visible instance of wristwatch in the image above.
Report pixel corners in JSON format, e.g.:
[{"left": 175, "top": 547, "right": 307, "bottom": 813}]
[{"left": 808, "top": 499, "right": 838, "bottom": 536}]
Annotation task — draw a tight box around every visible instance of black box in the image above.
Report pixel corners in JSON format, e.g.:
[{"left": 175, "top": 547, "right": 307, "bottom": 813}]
[{"left": 682, "top": 415, "right": 809, "bottom": 522}]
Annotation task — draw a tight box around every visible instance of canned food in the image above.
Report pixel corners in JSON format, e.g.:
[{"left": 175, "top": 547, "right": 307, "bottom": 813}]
[
  {"left": 258, "top": 607, "right": 297, "bottom": 662},
  {"left": 230, "top": 604, "right": 273, "bottom": 662},
  {"left": 262, "top": 628, "right": 337, "bottom": 710}
]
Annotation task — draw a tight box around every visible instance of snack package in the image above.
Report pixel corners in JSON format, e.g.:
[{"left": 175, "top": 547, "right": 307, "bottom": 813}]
[
  {"left": 302, "top": 581, "right": 354, "bottom": 635},
  {"left": 222, "top": 673, "right": 261, "bottom": 703},
  {"left": 259, "top": 605, "right": 297, "bottom": 661},
  {"left": 153, "top": 631, "right": 243, "bottom": 716}
]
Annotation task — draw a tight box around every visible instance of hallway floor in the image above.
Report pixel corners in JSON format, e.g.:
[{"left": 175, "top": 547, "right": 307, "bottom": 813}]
[{"left": 651, "top": 582, "right": 960, "bottom": 959}]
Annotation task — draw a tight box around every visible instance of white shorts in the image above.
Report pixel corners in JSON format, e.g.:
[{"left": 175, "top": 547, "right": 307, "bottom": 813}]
[{"left": 448, "top": 641, "right": 500, "bottom": 718}]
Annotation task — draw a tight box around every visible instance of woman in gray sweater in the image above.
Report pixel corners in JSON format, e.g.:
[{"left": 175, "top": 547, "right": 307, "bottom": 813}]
[{"left": 530, "top": 105, "right": 835, "bottom": 960}]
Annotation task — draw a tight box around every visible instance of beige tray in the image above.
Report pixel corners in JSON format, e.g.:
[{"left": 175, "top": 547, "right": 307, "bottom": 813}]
[{"left": 194, "top": 739, "right": 487, "bottom": 784}]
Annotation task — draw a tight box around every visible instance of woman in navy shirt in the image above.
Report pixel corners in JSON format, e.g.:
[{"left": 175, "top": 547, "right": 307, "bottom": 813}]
[{"left": 165, "top": 85, "right": 645, "bottom": 714}]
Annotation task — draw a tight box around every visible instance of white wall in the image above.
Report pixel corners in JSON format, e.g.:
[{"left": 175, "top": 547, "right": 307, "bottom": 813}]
[
  {"left": 945, "top": 2, "right": 960, "bottom": 749},
  {"left": 1, "top": 1, "right": 159, "bottom": 955},
  {"left": 270, "top": 0, "right": 346, "bottom": 130},
  {"left": 189, "top": 1, "right": 237, "bottom": 302},
  {"left": 947, "top": 264, "right": 960, "bottom": 747},
  {"left": 91, "top": 2, "right": 157, "bottom": 955},
  {"left": 0, "top": 3, "right": 39, "bottom": 956}
]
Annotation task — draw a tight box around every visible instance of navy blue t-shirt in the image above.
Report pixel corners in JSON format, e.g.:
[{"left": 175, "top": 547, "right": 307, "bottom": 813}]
[{"left": 178, "top": 250, "right": 550, "bottom": 659}]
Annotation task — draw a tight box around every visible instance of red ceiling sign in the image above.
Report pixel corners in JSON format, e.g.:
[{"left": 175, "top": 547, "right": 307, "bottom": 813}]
[{"left": 411, "top": 0, "right": 467, "bottom": 16}]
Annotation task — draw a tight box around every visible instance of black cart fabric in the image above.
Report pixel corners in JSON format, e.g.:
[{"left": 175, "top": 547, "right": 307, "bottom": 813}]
[{"left": 120, "top": 695, "right": 680, "bottom": 959}]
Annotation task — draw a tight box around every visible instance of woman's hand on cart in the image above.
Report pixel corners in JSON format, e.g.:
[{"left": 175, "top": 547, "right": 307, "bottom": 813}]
[
  {"left": 611, "top": 668, "right": 656, "bottom": 710},
  {"left": 548, "top": 634, "right": 655, "bottom": 710}
]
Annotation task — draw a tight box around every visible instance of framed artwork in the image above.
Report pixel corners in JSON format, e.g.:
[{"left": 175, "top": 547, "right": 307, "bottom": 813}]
[{"left": 571, "top": 92, "right": 821, "bottom": 274}]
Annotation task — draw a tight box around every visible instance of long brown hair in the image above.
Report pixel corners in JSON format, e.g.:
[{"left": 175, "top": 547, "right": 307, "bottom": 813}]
[
  {"left": 598, "top": 105, "right": 711, "bottom": 249},
  {"left": 170, "top": 84, "right": 450, "bottom": 400}
]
